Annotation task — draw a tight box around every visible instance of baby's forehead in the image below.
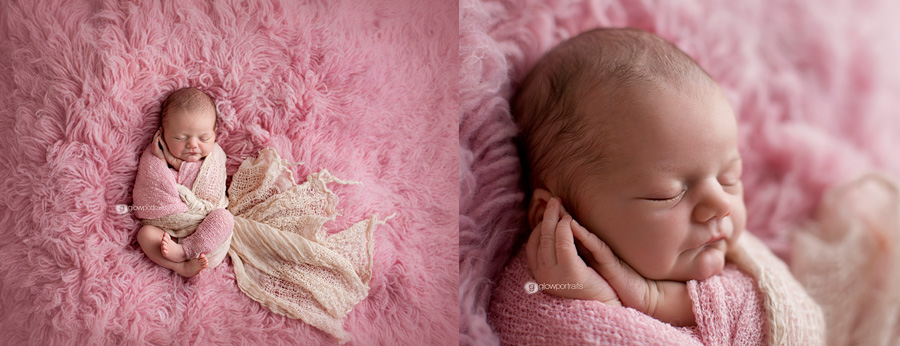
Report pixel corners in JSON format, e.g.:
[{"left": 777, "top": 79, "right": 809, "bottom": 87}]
[
  {"left": 162, "top": 106, "right": 217, "bottom": 132},
  {"left": 167, "top": 105, "right": 215, "bottom": 118}
]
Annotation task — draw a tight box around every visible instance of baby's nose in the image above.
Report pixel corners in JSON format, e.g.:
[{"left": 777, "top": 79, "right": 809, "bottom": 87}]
[{"left": 693, "top": 181, "right": 732, "bottom": 223}]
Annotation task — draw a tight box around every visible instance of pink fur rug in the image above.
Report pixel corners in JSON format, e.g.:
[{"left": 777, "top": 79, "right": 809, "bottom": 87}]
[
  {"left": 0, "top": 0, "right": 457, "bottom": 344},
  {"left": 460, "top": 0, "right": 900, "bottom": 344}
]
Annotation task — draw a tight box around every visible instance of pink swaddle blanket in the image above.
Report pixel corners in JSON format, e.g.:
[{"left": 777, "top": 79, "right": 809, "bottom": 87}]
[
  {"left": 132, "top": 147, "right": 191, "bottom": 219},
  {"left": 133, "top": 144, "right": 233, "bottom": 268},
  {"left": 489, "top": 232, "right": 824, "bottom": 345}
]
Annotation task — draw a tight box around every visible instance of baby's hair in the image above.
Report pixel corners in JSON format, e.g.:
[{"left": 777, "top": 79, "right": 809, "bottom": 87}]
[
  {"left": 513, "top": 28, "right": 715, "bottom": 208},
  {"left": 160, "top": 87, "right": 218, "bottom": 127}
]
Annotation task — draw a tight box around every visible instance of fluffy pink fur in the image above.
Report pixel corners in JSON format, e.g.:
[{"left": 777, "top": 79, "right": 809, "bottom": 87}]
[
  {"left": 0, "top": 0, "right": 457, "bottom": 345},
  {"left": 460, "top": 0, "right": 900, "bottom": 344}
]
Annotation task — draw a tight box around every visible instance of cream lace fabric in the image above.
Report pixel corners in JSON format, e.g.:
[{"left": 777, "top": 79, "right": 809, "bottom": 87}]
[
  {"left": 791, "top": 174, "right": 900, "bottom": 346},
  {"left": 227, "top": 148, "right": 388, "bottom": 342},
  {"left": 146, "top": 145, "right": 389, "bottom": 342}
]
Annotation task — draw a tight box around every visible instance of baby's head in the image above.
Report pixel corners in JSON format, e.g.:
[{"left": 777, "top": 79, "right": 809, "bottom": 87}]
[
  {"left": 514, "top": 28, "right": 745, "bottom": 282},
  {"left": 160, "top": 87, "right": 218, "bottom": 162}
]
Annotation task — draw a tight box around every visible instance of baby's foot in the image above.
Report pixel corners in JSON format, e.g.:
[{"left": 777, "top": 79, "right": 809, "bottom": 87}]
[
  {"left": 176, "top": 254, "right": 209, "bottom": 278},
  {"left": 161, "top": 233, "right": 187, "bottom": 262}
]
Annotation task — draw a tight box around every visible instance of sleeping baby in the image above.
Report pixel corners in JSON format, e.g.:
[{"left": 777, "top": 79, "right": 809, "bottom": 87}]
[
  {"left": 128, "top": 87, "right": 390, "bottom": 340},
  {"left": 489, "top": 28, "right": 825, "bottom": 344},
  {"left": 133, "top": 87, "right": 234, "bottom": 278}
]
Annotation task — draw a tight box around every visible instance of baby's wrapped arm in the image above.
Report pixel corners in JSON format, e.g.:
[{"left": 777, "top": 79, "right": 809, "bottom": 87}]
[
  {"left": 645, "top": 279, "right": 696, "bottom": 326},
  {"left": 176, "top": 159, "right": 202, "bottom": 188},
  {"left": 133, "top": 145, "right": 188, "bottom": 220},
  {"left": 687, "top": 265, "right": 766, "bottom": 344}
]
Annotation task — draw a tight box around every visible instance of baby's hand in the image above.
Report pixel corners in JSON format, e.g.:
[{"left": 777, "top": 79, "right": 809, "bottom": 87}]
[
  {"left": 572, "top": 220, "right": 695, "bottom": 326},
  {"left": 151, "top": 129, "right": 166, "bottom": 161},
  {"left": 525, "top": 198, "right": 621, "bottom": 305},
  {"left": 154, "top": 129, "right": 182, "bottom": 171}
]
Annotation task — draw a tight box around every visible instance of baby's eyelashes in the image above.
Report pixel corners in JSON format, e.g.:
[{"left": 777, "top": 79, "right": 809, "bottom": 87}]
[
  {"left": 644, "top": 189, "right": 686, "bottom": 205},
  {"left": 171, "top": 137, "right": 212, "bottom": 142}
]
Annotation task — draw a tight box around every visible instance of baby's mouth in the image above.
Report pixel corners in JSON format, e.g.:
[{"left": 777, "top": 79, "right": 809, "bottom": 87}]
[
  {"left": 702, "top": 235, "right": 727, "bottom": 247},
  {"left": 699, "top": 217, "right": 733, "bottom": 248}
]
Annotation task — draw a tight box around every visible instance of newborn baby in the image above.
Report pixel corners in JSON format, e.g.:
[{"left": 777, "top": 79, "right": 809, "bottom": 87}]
[
  {"left": 490, "top": 28, "right": 822, "bottom": 344},
  {"left": 134, "top": 87, "right": 234, "bottom": 278}
]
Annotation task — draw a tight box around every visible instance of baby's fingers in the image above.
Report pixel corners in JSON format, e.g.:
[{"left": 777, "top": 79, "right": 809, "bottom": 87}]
[
  {"left": 525, "top": 221, "right": 542, "bottom": 273},
  {"left": 150, "top": 132, "right": 164, "bottom": 157},
  {"left": 159, "top": 135, "right": 170, "bottom": 151},
  {"left": 539, "top": 198, "right": 561, "bottom": 266},
  {"left": 553, "top": 216, "right": 581, "bottom": 267},
  {"left": 571, "top": 219, "right": 620, "bottom": 275}
]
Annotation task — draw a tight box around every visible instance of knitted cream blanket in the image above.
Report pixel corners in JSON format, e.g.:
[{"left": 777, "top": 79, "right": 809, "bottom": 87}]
[
  {"left": 226, "top": 147, "right": 387, "bottom": 342},
  {"left": 136, "top": 145, "right": 387, "bottom": 342},
  {"left": 725, "top": 231, "right": 825, "bottom": 345}
]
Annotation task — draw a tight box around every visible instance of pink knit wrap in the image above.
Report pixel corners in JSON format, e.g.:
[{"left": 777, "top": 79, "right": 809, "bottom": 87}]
[
  {"left": 490, "top": 251, "right": 764, "bottom": 345},
  {"left": 489, "top": 232, "right": 824, "bottom": 345},
  {"left": 132, "top": 147, "right": 190, "bottom": 220}
]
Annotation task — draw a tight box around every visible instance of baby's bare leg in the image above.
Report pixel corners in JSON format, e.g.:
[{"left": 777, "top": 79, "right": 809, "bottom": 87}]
[
  {"left": 161, "top": 233, "right": 187, "bottom": 262},
  {"left": 137, "top": 225, "right": 208, "bottom": 277}
]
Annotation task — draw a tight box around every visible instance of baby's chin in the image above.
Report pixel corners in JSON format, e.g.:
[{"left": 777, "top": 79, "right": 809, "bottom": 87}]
[
  {"left": 686, "top": 240, "right": 727, "bottom": 281},
  {"left": 179, "top": 153, "right": 206, "bottom": 162}
]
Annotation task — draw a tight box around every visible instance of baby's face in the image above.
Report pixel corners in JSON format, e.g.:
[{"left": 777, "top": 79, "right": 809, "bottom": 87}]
[
  {"left": 567, "top": 82, "right": 745, "bottom": 282},
  {"left": 161, "top": 107, "right": 217, "bottom": 162}
]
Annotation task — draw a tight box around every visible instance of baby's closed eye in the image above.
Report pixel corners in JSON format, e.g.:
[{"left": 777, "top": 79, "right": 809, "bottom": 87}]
[
  {"left": 719, "top": 159, "right": 743, "bottom": 187},
  {"left": 644, "top": 188, "right": 686, "bottom": 204},
  {"left": 719, "top": 175, "right": 741, "bottom": 186}
]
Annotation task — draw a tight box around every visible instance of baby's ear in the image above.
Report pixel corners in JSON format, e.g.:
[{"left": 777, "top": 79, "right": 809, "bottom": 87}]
[{"left": 527, "top": 188, "right": 554, "bottom": 229}]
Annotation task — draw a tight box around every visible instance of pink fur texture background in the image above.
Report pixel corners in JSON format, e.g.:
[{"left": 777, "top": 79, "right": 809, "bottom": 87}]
[
  {"left": 0, "top": 0, "right": 457, "bottom": 345},
  {"left": 460, "top": 0, "right": 900, "bottom": 344}
]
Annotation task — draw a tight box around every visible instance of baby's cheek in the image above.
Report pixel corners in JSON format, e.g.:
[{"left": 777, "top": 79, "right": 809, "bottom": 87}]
[
  {"left": 729, "top": 201, "right": 747, "bottom": 244},
  {"left": 735, "top": 201, "right": 747, "bottom": 231}
]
